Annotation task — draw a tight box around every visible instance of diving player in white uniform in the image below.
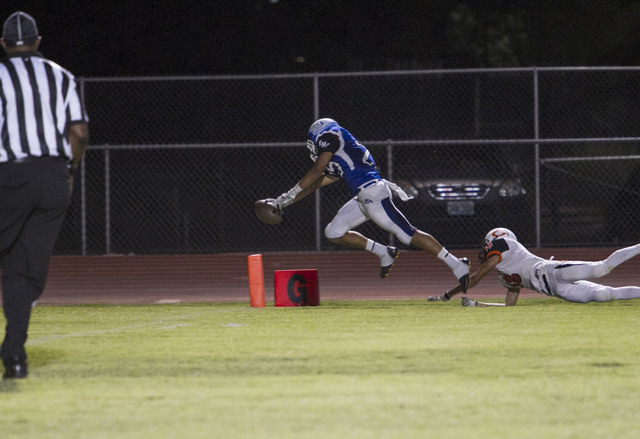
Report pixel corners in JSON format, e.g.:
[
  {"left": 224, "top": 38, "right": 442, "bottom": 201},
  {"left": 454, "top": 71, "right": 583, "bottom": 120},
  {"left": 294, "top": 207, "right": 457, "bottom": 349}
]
[
  {"left": 428, "top": 227, "right": 640, "bottom": 306},
  {"left": 271, "top": 118, "right": 470, "bottom": 291}
]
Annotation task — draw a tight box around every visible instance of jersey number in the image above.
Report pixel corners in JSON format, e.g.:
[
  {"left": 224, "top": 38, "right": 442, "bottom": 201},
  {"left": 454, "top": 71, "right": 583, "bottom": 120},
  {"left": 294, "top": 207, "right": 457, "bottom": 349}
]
[
  {"left": 360, "top": 147, "right": 375, "bottom": 167},
  {"left": 326, "top": 162, "right": 344, "bottom": 178},
  {"left": 501, "top": 273, "right": 522, "bottom": 286}
]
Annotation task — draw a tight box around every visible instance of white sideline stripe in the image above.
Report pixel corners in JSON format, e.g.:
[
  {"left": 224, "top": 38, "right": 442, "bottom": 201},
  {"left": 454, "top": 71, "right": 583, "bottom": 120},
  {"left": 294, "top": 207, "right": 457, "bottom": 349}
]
[
  {"left": 156, "top": 299, "right": 182, "bottom": 304},
  {"left": 159, "top": 323, "right": 190, "bottom": 329},
  {"left": 26, "top": 308, "right": 238, "bottom": 347}
]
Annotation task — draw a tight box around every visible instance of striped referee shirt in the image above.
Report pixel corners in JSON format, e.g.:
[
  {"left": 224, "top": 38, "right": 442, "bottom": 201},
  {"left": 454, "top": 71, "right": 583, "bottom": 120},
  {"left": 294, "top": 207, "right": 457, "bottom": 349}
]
[{"left": 0, "top": 51, "right": 89, "bottom": 163}]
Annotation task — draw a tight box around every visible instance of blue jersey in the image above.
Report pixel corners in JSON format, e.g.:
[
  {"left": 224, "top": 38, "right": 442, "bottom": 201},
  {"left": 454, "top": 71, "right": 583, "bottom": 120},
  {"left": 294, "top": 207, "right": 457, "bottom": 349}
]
[{"left": 314, "top": 125, "right": 381, "bottom": 194}]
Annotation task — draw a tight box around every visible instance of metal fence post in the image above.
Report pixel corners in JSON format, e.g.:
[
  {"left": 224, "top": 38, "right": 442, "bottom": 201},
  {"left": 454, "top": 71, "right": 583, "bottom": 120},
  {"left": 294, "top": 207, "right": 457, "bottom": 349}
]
[
  {"left": 313, "top": 74, "right": 322, "bottom": 251},
  {"left": 79, "top": 78, "right": 88, "bottom": 256},
  {"left": 386, "top": 140, "right": 395, "bottom": 246},
  {"left": 105, "top": 148, "right": 111, "bottom": 254},
  {"left": 80, "top": 156, "right": 87, "bottom": 256},
  {"left": 533, "top": 68, "right": 541, "bottom": 249}
]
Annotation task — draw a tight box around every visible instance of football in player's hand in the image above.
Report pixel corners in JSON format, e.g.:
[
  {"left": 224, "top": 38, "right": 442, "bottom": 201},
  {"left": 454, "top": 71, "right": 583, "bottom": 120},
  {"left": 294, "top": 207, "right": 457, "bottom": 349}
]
[{"left": 254, "top": 199, "right": 282, "bottom": 225}]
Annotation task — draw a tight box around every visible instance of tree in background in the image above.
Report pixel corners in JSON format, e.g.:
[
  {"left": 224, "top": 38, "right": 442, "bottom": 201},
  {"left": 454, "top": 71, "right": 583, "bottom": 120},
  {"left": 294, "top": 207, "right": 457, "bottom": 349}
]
[{"left": 446, "top": 3, "right": 529, "bottom": 67}]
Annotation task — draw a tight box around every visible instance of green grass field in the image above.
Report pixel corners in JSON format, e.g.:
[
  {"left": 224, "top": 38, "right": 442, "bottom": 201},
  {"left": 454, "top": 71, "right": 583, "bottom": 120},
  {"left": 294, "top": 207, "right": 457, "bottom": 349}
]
[{"left": 1, "top": 298, "right": 639, "bottom": 438}]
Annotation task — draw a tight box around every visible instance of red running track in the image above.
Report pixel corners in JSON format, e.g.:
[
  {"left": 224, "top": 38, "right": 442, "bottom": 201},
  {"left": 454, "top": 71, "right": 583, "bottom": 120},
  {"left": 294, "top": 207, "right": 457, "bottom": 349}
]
[{"left": 3, "top": 248, "right": 637, "bottom": 306}]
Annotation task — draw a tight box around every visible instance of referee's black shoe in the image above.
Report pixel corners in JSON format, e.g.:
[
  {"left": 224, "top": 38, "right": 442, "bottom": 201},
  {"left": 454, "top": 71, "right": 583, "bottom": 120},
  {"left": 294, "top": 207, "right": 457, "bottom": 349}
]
[{"left": 3, "top": 357, "right": 28, "bottom": 379}]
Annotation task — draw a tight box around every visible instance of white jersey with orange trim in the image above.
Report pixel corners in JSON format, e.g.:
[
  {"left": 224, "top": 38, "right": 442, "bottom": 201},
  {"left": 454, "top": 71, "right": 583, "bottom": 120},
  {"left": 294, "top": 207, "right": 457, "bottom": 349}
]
[
  {"left": 485, "top": 237, "right": 640, "bottom": 302},
  {"left": 486, "top": 237, "right": 548, "bottom": 292}
]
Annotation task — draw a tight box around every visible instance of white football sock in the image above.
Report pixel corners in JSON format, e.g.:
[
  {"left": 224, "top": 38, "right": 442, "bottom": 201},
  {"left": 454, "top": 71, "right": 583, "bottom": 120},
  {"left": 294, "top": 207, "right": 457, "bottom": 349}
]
[
  {"left": 367, "top": 239, "right": 395, "bottom": 266},
  {"left": 438, "top": 247, "right": 468, "bottom": 278}
]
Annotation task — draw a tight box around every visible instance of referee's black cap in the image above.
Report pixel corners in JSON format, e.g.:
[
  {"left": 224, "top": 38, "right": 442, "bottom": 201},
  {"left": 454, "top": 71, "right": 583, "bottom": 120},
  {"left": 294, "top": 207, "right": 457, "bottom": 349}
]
[{"left": 2, "top": 11, "right": 39, "bottom": 47}]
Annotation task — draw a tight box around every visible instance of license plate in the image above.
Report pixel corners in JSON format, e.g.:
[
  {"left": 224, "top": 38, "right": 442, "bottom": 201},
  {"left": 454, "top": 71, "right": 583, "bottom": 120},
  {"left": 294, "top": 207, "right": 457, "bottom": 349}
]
[{"left": 447, "top": 201, "right": 475, "bottom": 216}]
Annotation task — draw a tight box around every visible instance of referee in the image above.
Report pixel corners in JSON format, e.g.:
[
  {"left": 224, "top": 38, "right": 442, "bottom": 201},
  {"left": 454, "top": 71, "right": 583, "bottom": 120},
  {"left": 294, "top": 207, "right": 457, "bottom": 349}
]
[{"left": 0, "top": 11, "right": 89, "bottom": 379}]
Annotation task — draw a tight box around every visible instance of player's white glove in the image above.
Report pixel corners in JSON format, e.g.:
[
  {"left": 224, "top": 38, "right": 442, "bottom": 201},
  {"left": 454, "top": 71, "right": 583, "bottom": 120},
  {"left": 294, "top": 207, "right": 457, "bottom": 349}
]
[
  {"left": 461, "top": 296, "right": 478, "bottom": 307},
  {"left": 263, "top": 198, "right": 281, "bottom": 213},
  {"left": 274, "top": 194, "right": 292, "bottom": 210},
  {"left": 275, "top": 183, "right": 302, "bottom": 210}
]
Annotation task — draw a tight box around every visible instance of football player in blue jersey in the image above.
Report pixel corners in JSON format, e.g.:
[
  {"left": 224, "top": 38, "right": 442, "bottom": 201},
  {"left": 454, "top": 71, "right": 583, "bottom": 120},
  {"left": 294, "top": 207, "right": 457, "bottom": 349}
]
[
  {"left": 272, "top": 118, "right": 470, "bottom": 291},
  {"left": 428, "top": 227, "right": 640, "bottom": 306}
]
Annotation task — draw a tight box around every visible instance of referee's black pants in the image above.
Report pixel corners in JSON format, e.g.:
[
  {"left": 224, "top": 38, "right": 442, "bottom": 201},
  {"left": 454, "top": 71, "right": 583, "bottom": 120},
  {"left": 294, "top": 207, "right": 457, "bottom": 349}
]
[{"left": 0, "top": 158, "right": 70, "bottom": 362}]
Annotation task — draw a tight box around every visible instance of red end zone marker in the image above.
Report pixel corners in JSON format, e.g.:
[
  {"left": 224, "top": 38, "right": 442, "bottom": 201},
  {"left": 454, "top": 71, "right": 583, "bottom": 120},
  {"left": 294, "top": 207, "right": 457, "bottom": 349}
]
[{"left": 274, "top": 269, "right": 319, "bottom": 307}]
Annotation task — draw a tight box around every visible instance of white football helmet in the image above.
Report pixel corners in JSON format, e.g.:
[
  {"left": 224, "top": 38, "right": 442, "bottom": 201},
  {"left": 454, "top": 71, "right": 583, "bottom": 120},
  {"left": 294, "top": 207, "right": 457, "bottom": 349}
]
[
  {"left": 307, "top": 118, "right": 338, "bottom": 161},
  {"left": 479, "top": 228, "right": 517, "bottom": 263},
  {"left": 484, "top": 227, "right": 517, "bottom": 243}
]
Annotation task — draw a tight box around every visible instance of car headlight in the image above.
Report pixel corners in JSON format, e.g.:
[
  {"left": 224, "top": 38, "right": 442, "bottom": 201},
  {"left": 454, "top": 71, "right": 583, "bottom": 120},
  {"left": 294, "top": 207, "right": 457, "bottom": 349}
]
[{"left": 498, "top": 178, "right": 526, "bottom": 197}]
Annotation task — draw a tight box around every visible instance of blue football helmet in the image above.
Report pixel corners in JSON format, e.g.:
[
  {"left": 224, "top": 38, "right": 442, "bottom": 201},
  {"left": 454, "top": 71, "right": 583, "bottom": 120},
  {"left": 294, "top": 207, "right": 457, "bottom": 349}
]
[{"left": 307, "top": 118, "right": 338, "bottom": 162}]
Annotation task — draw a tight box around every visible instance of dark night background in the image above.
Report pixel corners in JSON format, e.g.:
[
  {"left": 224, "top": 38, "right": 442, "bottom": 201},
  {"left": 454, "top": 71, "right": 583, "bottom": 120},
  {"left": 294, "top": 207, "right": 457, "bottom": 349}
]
[{"left": 2, "top": 1, "right": 640, "bottom": 77}]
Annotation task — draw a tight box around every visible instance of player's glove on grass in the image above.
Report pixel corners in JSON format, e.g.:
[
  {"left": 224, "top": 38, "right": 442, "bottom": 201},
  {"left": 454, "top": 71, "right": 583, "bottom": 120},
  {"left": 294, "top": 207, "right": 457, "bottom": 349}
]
[{"left": 461, "top": 296, "right": 478, "bottom": 307}]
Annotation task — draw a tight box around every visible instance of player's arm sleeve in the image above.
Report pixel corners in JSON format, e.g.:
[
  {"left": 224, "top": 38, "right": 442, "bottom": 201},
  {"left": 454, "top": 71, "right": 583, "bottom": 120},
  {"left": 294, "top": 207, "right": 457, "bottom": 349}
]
[
  {"left": 316, "top": 132, "right": 341, "bottom": 154},
  {"left": 485, "top": 238, "right": 510, "bottom": 262},
  {"left": 65, "top": 74, "right": 90, "bottom": 124}
]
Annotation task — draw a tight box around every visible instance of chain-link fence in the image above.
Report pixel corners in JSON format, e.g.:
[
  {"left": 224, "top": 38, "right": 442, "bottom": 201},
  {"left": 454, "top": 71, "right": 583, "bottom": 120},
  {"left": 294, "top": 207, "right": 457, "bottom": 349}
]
[{"left": 55, "top": 68, "right": 640, "bottom": 255}]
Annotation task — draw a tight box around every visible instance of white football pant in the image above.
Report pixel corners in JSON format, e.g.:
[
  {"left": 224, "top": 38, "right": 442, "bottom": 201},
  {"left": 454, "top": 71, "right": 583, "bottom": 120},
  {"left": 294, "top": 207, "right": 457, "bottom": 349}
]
[{"left": 324, "top": 180, "right": 416, "bottom": 245}]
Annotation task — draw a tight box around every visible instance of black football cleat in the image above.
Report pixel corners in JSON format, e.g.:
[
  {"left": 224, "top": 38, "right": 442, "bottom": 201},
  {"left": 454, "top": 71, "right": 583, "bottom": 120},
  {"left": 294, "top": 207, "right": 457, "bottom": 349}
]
[
  {"left": 457, "top": 257, "right": 471, "bottom": 293},
  {"left": 3, "top": 356, "right": 28, "bottom": 379},
  {"left": 380, "top": 246, "right": 399, "bottom": 278}
]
